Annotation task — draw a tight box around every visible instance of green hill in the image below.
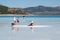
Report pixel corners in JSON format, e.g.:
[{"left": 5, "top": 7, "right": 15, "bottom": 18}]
[
  {"left": 0, "top": 5, "right": 31, "bottom": 15},
  {"left": 0, "top": 5, "right": 8, "bottom": 14}
]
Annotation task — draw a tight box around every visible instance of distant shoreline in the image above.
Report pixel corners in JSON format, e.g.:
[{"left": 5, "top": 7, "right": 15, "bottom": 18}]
[
  {"left": 0, "top": 14, "right": 34, "bottom": 16},
  {"left": 0, "top": 14, "right": 60, "bottom": 16}
]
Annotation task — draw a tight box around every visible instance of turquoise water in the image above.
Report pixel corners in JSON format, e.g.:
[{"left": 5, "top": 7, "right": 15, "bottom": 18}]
[
  {"left": 0, "top": 16, "right": 60, "bottom": 40},
  {"left": 0, "top": 15, "right": 60, "bottom": 18}
]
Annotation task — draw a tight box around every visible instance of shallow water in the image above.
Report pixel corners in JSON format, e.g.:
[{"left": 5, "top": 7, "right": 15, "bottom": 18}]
[{"left": 0, "top": 16, "right": 60, "bottom": 40}]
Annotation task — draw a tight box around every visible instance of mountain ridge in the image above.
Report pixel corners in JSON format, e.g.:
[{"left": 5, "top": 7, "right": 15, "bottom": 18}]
[
  {"left": 0, "top": 5, "right": 60, "bottom": 15},
  {"left": 23, "top": 5, "right": 60, "bottom": 15},
  {"left": 23, "top": 5, "right": 60, "bottom": 12}
]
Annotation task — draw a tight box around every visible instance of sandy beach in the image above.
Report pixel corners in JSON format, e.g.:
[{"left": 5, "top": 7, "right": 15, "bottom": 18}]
[{"left": 0, "top": 14, "right": 34, "bottom": 16}]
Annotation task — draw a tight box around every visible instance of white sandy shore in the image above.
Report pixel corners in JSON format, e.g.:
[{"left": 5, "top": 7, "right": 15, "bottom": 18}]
[
  {"left": 0, "top": 14, "right": 34, "bottom": 16},
  {"left": 0, "top": 14, "right": 60, "bottom": 16}
]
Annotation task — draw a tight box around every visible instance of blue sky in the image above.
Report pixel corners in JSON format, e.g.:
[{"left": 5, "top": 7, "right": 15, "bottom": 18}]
[{"left": 0, "top": 0, "right": 60, "bottom": 8}]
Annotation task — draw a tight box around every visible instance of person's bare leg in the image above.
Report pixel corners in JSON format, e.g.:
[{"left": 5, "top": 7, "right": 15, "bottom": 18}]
[
  {"left": 30, "top": 26, "right": 34, "bottom": 32},
  {"left": 12, "top": 27, "right": 15, "bottom": 31},
  {"left": 17, "top": 27, "right": 20, "bottom": 31}
]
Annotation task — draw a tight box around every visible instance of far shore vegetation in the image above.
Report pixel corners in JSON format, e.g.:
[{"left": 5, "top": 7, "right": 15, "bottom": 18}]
[
  {"left": 0, "top": 5, "right": 31, "bottom": 15},
  {"left": 0, "top": 5, "right": 60, "bottom": 15}
]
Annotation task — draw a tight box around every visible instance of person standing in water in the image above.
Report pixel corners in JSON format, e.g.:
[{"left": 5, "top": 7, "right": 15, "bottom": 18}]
[
  {"left": 11, "top": 22, "right": 16, "bottom": 31},
  {"left": 16, "top": 17, "right": 20, "bottom": 31},
  {"left": 11, "top": 16, "right": 16, "bottom": 27},
  {"left": 28, "top": 21, "right": 34, "bottom": 32},
  {"left": 14, "top": 16, "right": 16, "bottom": 23},
  {"left": 11, "top": 16, "right": 16, "bottom": 31},
  {"left": 23, "top": 16, "right": 25, "bottom": 19},
  {"left": 28, "top": 21, "right": 34, "bottom": 26},
  {"left": 17, "top": 17, "right": 20, "bottom": 23}
]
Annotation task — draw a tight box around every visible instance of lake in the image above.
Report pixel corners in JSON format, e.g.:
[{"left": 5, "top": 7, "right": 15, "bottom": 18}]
[{"left": 0, "top": 16, "right": 60, "bottom": 40}]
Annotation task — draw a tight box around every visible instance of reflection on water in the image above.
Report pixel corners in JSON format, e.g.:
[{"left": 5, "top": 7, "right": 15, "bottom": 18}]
[{"left": 0, "top": 16, "right": 60, "bottom": 40}]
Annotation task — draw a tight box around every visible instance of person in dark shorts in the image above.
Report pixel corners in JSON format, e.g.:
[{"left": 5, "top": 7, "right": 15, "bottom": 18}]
[
  {"left": 28, "top": 21, "right": 34, "bottom": 31},
  {"left": 22, "top": 16, "right": 25, "bottom": 19},
  {"left": 11, "top": 22, "right": 16, "bottom": 31},
  {"left": 11, "top": 22, "right": 16, "bottom": 26},
  {"left": 17, "top": 18, "right": 20, "bottom": 23},
  {"left": 28, "top": 21, "right": 34, "bottom": 26}
]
